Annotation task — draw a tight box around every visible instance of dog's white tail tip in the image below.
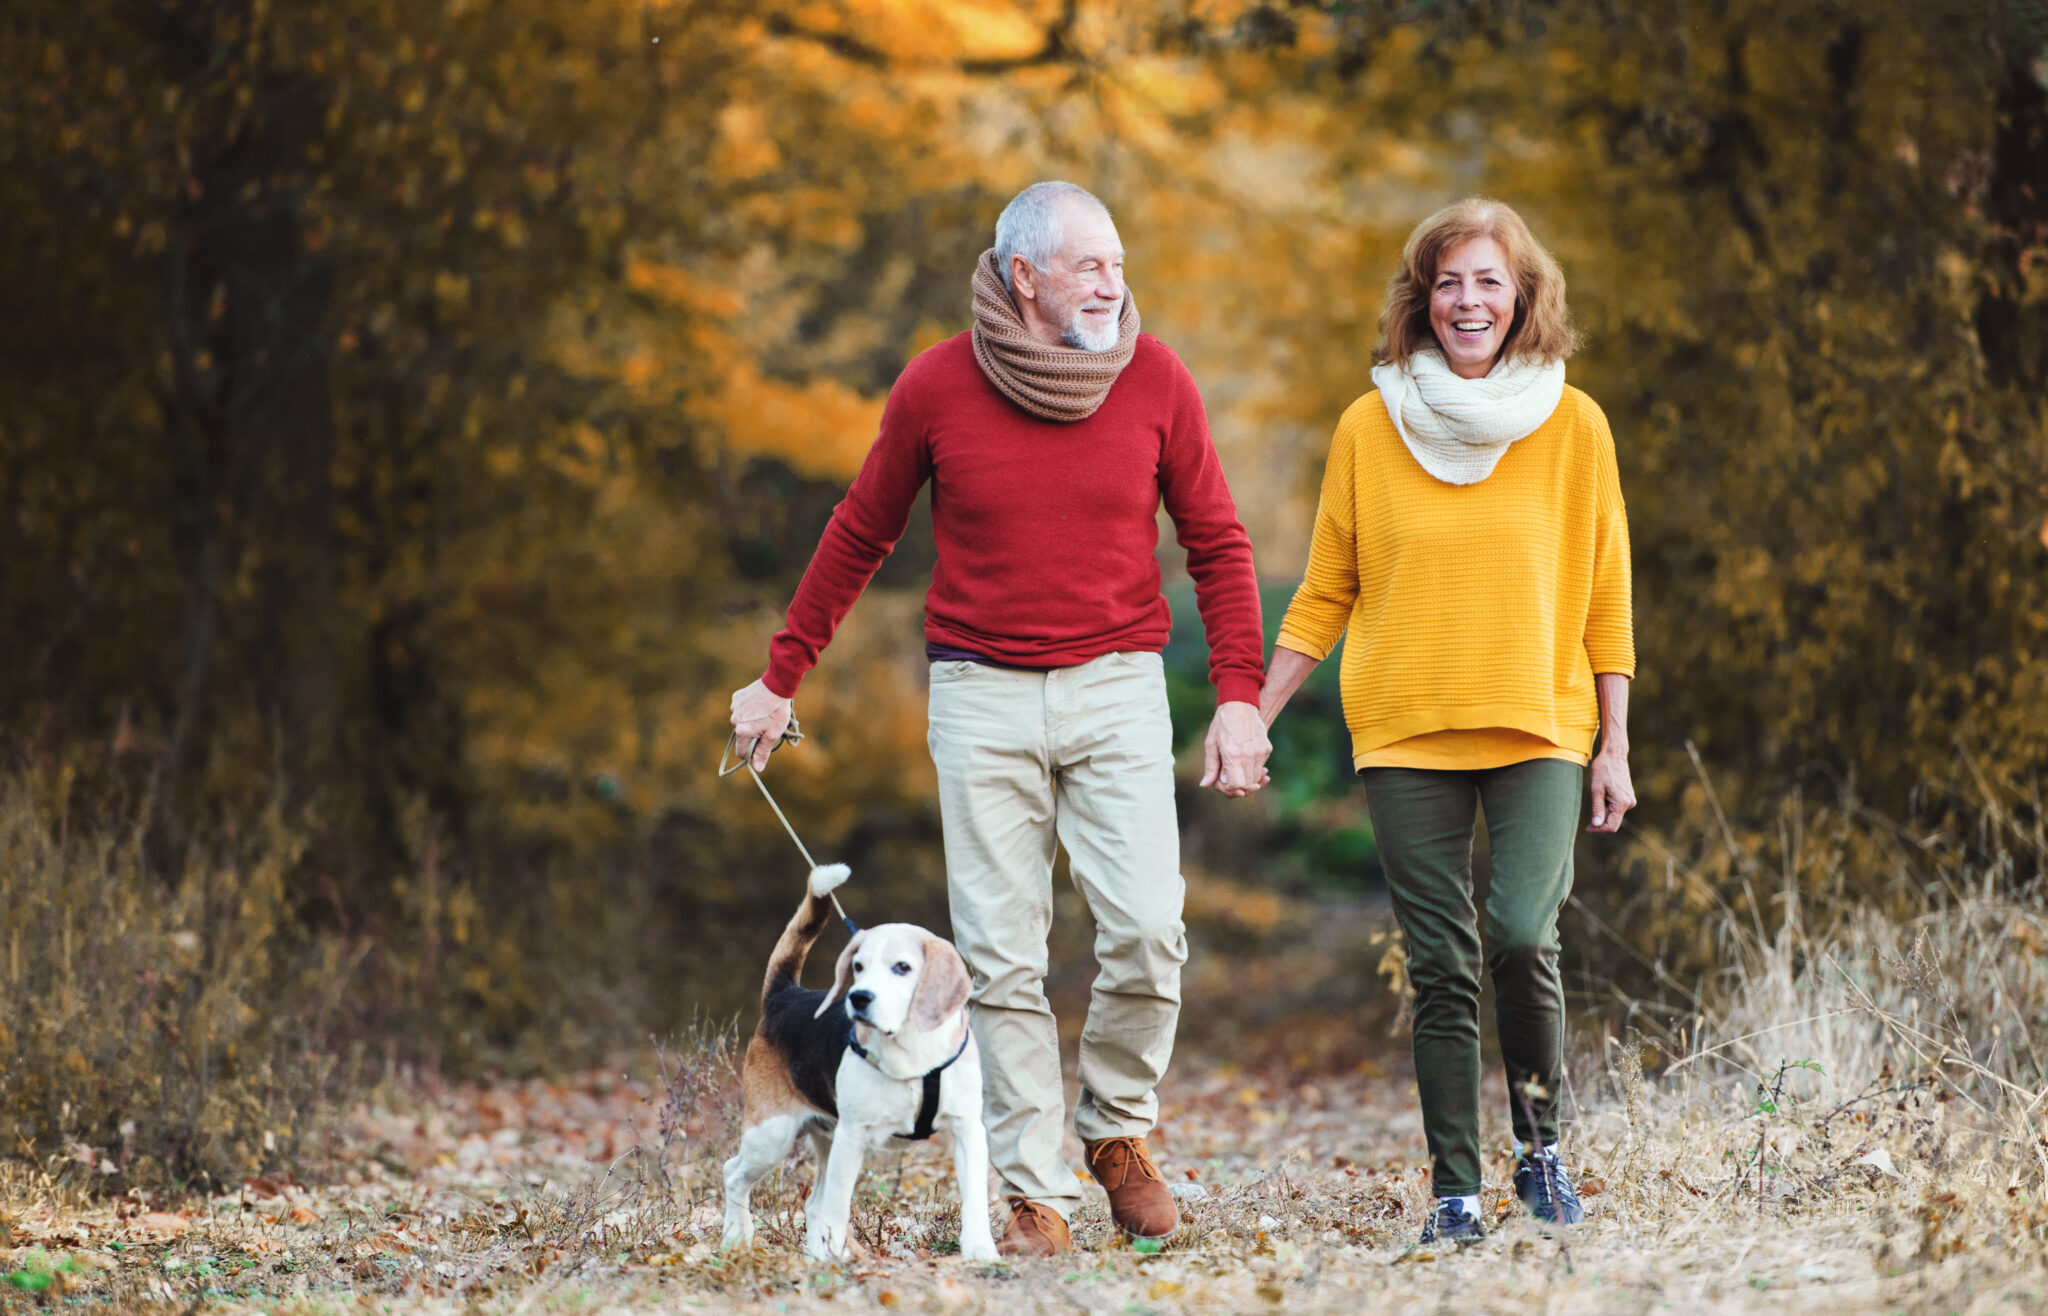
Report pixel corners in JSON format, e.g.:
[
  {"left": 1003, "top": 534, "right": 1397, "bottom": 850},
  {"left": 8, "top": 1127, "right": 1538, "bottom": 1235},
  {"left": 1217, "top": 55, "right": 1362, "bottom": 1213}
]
[{"left": 809, "top": 863, "right": 851, "bottom": 898}]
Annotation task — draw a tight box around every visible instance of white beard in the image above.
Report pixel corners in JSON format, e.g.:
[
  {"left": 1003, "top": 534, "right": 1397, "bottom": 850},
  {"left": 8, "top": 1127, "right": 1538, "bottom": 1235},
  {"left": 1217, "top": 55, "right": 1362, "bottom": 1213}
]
[{"left": 1059, "top": 299, "right": 1122, "bottom": 353}]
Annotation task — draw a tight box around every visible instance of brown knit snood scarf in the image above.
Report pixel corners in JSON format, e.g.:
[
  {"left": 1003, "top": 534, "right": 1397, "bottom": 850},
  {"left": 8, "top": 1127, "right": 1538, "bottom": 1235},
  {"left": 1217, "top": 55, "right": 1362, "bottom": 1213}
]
[{"left": 969, "top": 248, "right": 1140, "bottom": 422}]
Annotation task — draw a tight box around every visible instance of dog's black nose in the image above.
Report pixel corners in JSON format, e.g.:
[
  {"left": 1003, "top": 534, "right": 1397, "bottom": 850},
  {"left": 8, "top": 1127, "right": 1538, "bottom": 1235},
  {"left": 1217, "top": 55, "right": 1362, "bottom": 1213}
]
[{"left": 847, "top": 989, "right": 874, "bottom": 1013}]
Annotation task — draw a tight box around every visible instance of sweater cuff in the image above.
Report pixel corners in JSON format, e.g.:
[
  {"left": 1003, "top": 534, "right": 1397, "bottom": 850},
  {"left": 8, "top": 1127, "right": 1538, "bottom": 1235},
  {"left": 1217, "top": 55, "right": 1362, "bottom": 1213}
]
[
  {"left": 1214, "top": 673, "right": 1264, "bottom": 708},
  {"left": 760, "top": 664, "right": 804, "bottom": 700},
  {"left": 1584, "top": 643, "right": 1636, "bottom": 679},
  {"left": 1275, "top": 628, "right": 1335, "bottom": 664}
]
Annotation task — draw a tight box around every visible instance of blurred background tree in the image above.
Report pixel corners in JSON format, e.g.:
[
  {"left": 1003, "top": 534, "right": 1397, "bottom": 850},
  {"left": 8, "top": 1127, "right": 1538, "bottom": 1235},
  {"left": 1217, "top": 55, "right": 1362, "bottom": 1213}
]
[{"left": 0, "top": 0, "right": 2042, "bottom": 1104}]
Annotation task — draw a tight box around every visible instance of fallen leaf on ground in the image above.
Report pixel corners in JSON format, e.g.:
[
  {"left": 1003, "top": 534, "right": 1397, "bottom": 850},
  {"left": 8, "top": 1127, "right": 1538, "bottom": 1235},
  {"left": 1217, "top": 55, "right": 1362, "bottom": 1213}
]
[{"left": 131, "top": 1213, "right": 190, "bottom": 1239}]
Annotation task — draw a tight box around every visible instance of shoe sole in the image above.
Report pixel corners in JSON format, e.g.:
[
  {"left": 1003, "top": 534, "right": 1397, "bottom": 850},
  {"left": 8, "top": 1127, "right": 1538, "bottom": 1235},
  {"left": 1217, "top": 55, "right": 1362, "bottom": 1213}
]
[
  {"left": 1411, "top": 1234, "right": 1486, "bottom": 1253},
  {"left": 1418, "top": 1228, "right": 1487, "bottom": 1246},
  {"left": 1111, "top": 1210, "right": 1179, "bottom": 1241}
]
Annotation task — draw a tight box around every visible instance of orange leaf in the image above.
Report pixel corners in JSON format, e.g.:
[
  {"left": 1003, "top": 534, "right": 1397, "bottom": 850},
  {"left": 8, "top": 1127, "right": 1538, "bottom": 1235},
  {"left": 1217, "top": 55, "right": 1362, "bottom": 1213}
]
[{"left": 133, "top": 1212, "right": 191, "bottom": 1238}]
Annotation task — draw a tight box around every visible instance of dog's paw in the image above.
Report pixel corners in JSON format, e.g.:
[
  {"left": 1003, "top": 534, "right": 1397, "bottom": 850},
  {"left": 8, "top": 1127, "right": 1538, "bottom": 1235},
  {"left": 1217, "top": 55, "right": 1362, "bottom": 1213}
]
[
  {"left": 959, "top": 1236, "right": 999, "bottom": 1261},
  {"left": 808, "top": 863, "right": 851, "bottom": 898},
  {"left": 804, "top": 1233, "right": 850, "bottom": 1264}
]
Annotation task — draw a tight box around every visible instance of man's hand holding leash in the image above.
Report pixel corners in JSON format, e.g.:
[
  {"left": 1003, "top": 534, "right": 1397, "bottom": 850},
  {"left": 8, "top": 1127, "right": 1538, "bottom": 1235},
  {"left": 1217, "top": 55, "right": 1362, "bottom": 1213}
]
[
  {"left": 731, "top": 678, "right": 795, "bottom": 772},
  {"left": 1200, "top": 699, "right": 1271, "bottom": 798}
]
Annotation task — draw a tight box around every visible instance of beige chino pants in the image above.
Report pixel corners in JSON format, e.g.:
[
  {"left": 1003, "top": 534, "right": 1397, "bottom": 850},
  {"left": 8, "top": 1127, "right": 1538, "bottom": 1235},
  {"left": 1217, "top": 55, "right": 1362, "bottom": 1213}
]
[{"left": 926, "top": 651, "right": 1187, "bottom": 1218}]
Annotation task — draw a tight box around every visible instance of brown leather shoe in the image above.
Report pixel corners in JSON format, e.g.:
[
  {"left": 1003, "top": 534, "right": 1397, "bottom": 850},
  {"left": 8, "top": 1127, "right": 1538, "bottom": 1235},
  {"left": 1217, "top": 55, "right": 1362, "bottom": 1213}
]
[
  {"left": 996, "top": 1197, "right": 1070, "bottom": 1257},
  {"left": 1084, "top": 1136, "right": 1179, "bottom": 1239}
]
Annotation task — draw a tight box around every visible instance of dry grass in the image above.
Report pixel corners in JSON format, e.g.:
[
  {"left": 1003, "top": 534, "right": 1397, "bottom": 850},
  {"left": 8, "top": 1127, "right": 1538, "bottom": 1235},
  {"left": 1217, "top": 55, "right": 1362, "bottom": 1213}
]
[
  {"left": 2, "top": 772, "right": 2044, "bottom": 1312},
  {"left": 3, "top": 888, "right": 2042, "bottom": 1314},
  {"left": 0, "top": 774, "right": 351, "bottom": 1189}
]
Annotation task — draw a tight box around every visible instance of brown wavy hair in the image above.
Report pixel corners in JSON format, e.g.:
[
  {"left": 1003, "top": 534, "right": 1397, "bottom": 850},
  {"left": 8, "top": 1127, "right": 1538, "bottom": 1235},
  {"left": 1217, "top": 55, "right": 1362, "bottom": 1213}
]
[{"left": 1374, "top": 198, "right": 1578, "bottom": 367}]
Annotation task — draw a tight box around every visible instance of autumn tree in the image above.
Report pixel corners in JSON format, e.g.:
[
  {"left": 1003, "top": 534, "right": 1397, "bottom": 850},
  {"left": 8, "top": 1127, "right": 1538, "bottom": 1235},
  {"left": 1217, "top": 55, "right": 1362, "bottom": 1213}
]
[{"left": 1, "top": 0, "right": 2042, "bottom": 1054}]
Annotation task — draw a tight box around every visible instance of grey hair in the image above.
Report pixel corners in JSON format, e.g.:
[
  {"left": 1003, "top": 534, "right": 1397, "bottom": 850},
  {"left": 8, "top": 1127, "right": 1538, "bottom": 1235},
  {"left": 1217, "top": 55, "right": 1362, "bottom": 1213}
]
[{"left": 994, "top": 181, "right": 1111, "bottom": 295}]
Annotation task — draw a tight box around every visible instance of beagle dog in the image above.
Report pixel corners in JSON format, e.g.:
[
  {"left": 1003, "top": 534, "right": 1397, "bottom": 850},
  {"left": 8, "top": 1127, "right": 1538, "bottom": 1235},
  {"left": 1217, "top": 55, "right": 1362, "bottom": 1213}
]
[{"left": 721, "top": 864, "right": 997, "bottom": 1262}]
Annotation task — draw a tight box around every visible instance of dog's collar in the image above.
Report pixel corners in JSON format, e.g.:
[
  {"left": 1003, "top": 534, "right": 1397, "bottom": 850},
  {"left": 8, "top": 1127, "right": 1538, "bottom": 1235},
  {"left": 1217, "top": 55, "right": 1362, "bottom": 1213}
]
[{"left": 846, "top": 1022, "right": 971, "bottom": 1141}]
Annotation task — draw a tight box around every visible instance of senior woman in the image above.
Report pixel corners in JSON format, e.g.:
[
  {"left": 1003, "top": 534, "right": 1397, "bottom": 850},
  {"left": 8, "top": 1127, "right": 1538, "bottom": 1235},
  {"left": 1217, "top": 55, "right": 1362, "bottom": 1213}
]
[{"left": 1261, "top": 198, "right": 1635, "bottom": 1247}]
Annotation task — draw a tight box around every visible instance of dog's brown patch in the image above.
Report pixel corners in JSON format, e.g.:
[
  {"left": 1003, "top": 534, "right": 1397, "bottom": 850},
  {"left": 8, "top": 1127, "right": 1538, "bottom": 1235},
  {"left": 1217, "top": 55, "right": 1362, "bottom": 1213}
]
[
  {"left": 740, "top": 1033, "right": 821, "bottom": 1122},
  {"left": 910, "top": 935, "right": 972, "bottom": 1032},
  {"left": 814, "top": 928, "right": 867, "bottom": 1018},
  {"left": 764, "top": 889, "right": 842, "bottom": 1001}
]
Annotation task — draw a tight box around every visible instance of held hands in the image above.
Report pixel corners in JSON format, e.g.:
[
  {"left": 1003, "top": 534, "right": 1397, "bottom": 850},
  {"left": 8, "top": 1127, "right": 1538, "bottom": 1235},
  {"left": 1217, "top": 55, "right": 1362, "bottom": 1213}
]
[
  {"left": 1200, "top": 700, "right": 1272, "bottom": 798},
  {"left": 741, "top": 680, "right": 1273, "bottom": 792},
  {"left": 1587, "top": 745, "right": 1636, "bottom": 833},
  {"left": 730, "top": 679, "right": 795, "bottom": 772}
]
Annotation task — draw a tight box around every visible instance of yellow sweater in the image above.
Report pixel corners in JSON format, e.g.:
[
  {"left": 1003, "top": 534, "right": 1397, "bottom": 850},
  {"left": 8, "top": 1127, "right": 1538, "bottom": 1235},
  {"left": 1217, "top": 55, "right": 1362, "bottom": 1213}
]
[{"left": 1276, "top": 384, "right": 1635, "bottom": 771}]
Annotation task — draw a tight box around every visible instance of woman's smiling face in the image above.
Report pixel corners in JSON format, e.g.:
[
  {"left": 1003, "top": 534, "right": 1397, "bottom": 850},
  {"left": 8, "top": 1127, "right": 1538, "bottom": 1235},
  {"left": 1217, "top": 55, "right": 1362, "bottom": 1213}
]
[{"left": 1428, "top": 235, "right": 1517, "bottom": 379}]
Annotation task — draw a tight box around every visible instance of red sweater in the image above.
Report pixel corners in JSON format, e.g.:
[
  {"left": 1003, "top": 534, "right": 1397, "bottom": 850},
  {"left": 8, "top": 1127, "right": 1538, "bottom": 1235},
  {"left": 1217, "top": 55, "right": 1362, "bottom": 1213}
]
[{"left": 763, "top": 332, "right": 1265, "bottom": 706}]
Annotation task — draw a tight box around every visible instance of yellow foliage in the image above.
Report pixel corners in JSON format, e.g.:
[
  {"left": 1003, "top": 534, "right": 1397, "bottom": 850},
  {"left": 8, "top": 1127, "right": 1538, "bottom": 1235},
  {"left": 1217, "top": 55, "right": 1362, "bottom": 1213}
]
[
  {"left": 1119, "top": 56, "right": 1223, "bottom": 119},
  {"left": 711, "top": 101, "right": 782, "bottom": 180},
  {"left": 823, "top": 0, "right": 1048, "bottom": 64},
  {"left": 698, "top": 362, "right": 885, "bottom": 480},
  {"left": 2, "top": 0, "right": 2043, "bottom": 1084},
  {"left": 624, "top": 258, "right": 744, "bottom": 317}
]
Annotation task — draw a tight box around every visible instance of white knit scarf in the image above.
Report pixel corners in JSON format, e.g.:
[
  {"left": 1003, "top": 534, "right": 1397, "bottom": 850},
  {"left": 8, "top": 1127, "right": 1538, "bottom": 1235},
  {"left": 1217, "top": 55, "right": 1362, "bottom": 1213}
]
[{"left": 1370, "top": 348, "right": 1567, "bottom": 485}]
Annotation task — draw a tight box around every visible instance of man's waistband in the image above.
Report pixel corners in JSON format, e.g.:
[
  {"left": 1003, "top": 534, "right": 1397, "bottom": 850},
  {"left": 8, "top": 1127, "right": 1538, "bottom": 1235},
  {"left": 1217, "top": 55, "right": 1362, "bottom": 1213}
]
[{"left": 924, "top": 642, "right": 1055, "bottom": 671}]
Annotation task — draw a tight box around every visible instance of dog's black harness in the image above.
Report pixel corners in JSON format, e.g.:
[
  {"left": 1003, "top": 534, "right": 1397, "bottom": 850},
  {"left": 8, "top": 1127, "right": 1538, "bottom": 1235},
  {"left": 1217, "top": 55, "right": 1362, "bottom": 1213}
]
[{"left": 847, "top": 1025, "right": 972, "bottom": 1141}]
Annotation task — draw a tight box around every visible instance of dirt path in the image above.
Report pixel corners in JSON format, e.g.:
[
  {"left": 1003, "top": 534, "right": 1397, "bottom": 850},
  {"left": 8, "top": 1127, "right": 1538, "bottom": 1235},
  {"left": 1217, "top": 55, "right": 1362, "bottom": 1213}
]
[{"left": 5, "top": 1052, "right": 2040, "bottom": 1314}]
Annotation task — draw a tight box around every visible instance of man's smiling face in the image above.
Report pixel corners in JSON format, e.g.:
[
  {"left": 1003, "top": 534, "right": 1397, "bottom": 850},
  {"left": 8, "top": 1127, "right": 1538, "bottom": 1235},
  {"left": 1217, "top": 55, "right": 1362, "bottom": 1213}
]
[{"left": 1024, "top": 200, "right": 1126, "bottom": 352}]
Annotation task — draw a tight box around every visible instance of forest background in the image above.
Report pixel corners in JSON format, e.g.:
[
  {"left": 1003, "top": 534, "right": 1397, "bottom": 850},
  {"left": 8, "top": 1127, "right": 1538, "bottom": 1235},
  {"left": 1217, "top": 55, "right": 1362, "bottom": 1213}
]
[{"left": 1, "top": 0, "right": 2046, "bottom": 1188}]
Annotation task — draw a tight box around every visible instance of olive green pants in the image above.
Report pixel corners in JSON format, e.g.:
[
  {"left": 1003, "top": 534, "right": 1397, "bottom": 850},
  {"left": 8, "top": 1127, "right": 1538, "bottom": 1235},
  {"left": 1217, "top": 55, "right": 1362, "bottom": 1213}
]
[{"left": 1362, "top": 758, "right": 1582, "bottom": 1197}]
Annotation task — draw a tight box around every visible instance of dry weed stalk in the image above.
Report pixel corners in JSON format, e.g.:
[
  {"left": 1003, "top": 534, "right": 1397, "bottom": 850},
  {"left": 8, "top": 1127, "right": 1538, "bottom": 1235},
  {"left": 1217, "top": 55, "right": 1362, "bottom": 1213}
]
[
  {"left": 1584, "top": 758, "right": 2048, "bottom": 1282},
  {"left": 0, "top": 773, "right": 345, "bottom": 1186}
]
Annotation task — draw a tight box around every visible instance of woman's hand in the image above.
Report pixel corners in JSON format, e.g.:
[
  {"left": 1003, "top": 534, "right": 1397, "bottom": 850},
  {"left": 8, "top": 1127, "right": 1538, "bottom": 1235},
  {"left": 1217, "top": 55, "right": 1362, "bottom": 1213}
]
[
  {"left": 1587, "top": 671, "right": 1634, "bottom": 831},
  {"left": 1587, "top": 747, "right": 1635, "bottom": 832},
  {"left": 1201, "top": 701, "right": 1271, "bottom": 797},
  {"left": 1258, "top": 645, "right": 1321, "bottom": 727},
  {"left": 1203, "top": 644, "right": 1321, "bottom": 799}
]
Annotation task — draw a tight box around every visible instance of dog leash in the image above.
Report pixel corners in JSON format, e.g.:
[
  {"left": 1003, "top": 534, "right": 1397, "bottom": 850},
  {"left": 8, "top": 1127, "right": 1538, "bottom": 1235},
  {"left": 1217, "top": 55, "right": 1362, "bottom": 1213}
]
[{"left": 719, "top": 717, "right": 859, "bottom": 935}]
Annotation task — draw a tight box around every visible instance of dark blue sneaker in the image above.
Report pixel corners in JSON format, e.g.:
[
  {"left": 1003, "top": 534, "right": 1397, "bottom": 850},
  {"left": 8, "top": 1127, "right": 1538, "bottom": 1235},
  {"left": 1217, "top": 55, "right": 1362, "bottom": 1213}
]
[
  {"left": 1417, "top": 1198, "right": 1486, "bottom": 1247},
  {"left": 1514, "top": 1149, "right": 1585, "bottom": 1224}
]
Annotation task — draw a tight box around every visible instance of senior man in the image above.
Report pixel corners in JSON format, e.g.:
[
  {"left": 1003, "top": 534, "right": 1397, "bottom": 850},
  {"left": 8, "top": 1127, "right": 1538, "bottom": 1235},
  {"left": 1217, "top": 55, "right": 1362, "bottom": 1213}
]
[{"left": 730, "top": 181, "right": 1269, "bottom": 1257}]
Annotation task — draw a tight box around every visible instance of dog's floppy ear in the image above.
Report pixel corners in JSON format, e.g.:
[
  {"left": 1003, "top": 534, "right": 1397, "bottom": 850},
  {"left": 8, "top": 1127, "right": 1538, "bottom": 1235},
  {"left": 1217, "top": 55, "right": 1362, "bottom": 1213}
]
[
  {"left": 814, "top": 929, "right": 865, "bottom": 1019},
  {"left": 910, "top": 936, "right": 972, "bottom": 1032}
]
